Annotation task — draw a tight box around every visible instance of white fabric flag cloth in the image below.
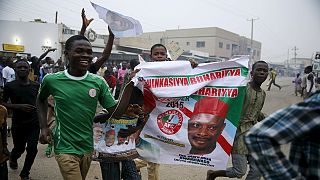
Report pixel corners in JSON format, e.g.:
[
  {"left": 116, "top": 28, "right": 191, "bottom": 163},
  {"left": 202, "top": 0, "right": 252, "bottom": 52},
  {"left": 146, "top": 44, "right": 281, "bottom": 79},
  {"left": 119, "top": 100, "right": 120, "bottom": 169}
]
[{"left": 91, "top": 2, "right": 143, "bottom": 37}]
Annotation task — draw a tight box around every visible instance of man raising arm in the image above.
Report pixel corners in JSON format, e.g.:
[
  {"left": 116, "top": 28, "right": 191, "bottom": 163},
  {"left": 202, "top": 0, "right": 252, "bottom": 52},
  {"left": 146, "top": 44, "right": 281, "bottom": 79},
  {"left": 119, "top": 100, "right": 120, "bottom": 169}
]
[{"left": 80, "top": 8, "right": 114, "bottom": 74}]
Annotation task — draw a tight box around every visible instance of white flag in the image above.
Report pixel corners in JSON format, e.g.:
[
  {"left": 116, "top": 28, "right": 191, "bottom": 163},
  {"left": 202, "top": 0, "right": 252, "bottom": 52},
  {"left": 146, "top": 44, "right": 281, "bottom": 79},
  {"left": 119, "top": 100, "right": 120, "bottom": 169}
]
[
  {"left": 138, "top": 54, "right": 146, "bottom": 64},
  {"left": 91, "top": 2, "right": 143, "bottom": 37}
]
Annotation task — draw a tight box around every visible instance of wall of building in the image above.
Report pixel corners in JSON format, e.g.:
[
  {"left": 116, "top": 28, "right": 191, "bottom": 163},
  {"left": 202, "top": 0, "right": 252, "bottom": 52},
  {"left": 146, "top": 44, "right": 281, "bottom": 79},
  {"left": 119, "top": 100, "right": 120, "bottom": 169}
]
[
  {"left": 117, "top": 27, "right": 261, "bottom": 61},
  {"left": 117, "top": 31, "right": 164, "bottom": 50},
  {"left": 0, "top": 20, "right": 60, "bottom": 60},
  {"left": 239, "top": 36, "right": 261, "bottom": 61}
]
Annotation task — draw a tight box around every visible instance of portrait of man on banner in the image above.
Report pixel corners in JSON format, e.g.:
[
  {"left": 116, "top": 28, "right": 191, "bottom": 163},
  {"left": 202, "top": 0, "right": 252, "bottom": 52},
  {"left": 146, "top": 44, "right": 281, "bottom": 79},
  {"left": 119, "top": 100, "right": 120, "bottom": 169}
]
[{"left": 188, "top": 97, "right": 228, "bottom": 155}]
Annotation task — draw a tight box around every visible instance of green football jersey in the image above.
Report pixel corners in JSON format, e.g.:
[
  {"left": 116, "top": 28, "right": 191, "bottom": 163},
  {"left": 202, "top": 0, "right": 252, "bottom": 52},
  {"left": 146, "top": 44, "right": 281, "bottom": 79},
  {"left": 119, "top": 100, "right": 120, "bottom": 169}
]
[{"left": 39, "top": 70, "right": 116, "bottom": 155}]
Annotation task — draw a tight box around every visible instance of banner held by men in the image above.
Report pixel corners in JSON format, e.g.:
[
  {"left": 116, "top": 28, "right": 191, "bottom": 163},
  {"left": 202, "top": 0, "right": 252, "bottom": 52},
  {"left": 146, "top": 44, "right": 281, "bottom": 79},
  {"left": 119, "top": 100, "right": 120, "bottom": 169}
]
[{"left": 132, "top": 57, "right": 249, "bottom": 170}]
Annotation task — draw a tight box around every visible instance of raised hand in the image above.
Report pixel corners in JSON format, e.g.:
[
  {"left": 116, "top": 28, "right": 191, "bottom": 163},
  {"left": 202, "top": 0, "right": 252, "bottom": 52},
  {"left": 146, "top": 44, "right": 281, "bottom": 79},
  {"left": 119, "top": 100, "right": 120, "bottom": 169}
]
[
  {"left": 49, "top": 48, "right": 57, "bottom": 52},
  {"left": 82, "top": 8, "right": 93, "bottom": 28}
]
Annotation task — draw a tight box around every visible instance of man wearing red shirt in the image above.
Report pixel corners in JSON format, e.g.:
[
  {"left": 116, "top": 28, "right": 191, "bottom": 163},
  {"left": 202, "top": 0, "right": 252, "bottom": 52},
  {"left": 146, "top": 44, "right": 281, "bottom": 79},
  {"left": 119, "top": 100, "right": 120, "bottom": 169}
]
[{"left": 104, "top": 69, "right": 117, "bottom": 92}]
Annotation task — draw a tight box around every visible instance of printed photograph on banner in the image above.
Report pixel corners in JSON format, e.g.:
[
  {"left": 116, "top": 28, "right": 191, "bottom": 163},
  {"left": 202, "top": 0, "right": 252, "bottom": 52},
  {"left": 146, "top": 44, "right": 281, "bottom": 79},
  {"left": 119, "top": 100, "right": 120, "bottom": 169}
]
[
  {"left": 93, "top": 115, "right": 139, "bottom": 161},
  {"left": 91, "top": 2, "right": 143, "bottom": 37},
  {"left": 134, "top": 57, "right": 249, "bottom": 169}
]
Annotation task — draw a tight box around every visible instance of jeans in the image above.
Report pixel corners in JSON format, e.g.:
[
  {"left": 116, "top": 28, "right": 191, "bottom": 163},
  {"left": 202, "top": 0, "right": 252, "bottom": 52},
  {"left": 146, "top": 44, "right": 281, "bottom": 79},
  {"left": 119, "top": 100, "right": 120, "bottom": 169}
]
[
  {"left": 100, "top": 160, "right": 141, "bottom": 180},
  {"left": 226, "top": 154, "right": 261, "bottom": 180},
  {"left": 10, "top": 123, "right": 40, "bottom": 178}
]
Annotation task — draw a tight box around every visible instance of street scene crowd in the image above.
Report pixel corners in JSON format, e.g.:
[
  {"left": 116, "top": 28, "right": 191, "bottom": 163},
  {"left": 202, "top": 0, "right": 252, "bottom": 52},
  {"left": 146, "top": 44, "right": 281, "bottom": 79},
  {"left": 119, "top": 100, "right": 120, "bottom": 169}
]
[{"left": 0, "top": 7, "right": 319, "bottom": 180}]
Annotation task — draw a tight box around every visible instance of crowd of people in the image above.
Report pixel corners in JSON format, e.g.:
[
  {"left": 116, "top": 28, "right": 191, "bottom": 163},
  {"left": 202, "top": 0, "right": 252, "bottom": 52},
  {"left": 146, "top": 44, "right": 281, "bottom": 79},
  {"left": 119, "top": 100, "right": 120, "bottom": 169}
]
[{"left": 0, "top": 8, "right": 319, "bottom": 180}]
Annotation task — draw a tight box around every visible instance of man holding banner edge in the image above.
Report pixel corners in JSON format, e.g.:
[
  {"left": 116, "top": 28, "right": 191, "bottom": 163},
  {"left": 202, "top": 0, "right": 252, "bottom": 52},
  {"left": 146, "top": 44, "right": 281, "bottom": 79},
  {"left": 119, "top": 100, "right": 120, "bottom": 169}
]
[{"left": 207, "top": 61, "right": 269, "bottom": 180}]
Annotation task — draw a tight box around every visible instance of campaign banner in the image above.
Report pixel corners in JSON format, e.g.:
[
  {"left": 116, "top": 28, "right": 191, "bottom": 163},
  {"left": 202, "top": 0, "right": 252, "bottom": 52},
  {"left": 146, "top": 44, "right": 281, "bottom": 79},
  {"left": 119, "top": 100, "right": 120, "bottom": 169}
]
[
  {"left": 91, "top": 2, "right": 143, "bottom": 37},
  {"left": 133, "top": 57, "right": 249, "bottom": 170}
]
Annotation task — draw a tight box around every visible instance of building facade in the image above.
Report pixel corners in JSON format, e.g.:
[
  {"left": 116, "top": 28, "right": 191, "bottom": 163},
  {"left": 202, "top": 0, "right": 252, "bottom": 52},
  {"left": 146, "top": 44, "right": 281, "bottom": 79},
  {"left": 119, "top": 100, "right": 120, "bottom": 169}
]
[
  {"left": 117, "top": 27, "right": 262, "bottom": 61},
  {"left": 0, "top": 20, "right": 60, "bottom": 60},
  {"left": 0, "top": 20, "right": 136, "bottom": 66}
]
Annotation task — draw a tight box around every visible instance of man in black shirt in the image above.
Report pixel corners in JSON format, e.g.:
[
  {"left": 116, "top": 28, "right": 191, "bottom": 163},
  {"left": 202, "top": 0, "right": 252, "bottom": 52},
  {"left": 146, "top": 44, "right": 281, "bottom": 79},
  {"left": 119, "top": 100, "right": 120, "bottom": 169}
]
[{"left": 2, "top": 60, "right": 40, "bottom": 180}]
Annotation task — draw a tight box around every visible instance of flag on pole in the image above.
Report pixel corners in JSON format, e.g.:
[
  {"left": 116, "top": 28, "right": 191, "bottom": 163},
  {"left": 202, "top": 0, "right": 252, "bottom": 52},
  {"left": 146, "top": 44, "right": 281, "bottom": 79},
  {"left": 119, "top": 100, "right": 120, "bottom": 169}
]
[{"left": 138, "top": 54, "right": 146, "bottom": 64}]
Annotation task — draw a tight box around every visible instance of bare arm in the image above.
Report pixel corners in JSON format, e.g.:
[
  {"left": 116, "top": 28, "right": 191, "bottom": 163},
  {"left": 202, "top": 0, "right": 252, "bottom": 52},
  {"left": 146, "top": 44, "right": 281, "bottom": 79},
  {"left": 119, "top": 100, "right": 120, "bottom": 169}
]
[
  {"left": 36, "top": 96, "right": 51, "bottom": 144},
  {"left": 108, "top": 81, "right": 134, "bottom": 117},
  {"left": 39, "top": 48, "right": 56, "bottom": 61},
  {"left": 94, "top": 82, "right": 134, "bottom": 123},
  {"left": 91, "top": 27, "right": 114, "bottom": 71},
  {"left": 80, "top": 8, "right": 93, "bottom": 36}
]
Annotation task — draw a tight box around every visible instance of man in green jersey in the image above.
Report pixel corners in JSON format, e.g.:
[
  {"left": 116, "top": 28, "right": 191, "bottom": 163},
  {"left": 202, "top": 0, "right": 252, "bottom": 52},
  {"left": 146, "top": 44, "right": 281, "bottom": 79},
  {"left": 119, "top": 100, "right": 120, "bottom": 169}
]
[{"left": 37, "top": 35, "right": 121, "bottom": 180}]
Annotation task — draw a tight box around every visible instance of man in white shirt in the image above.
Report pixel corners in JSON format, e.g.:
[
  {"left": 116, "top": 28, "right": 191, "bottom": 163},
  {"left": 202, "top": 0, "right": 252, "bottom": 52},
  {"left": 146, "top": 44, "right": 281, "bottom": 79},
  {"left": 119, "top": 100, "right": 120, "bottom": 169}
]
[{"left": 2, "top": 60, "right": 15, "bottom": 84}]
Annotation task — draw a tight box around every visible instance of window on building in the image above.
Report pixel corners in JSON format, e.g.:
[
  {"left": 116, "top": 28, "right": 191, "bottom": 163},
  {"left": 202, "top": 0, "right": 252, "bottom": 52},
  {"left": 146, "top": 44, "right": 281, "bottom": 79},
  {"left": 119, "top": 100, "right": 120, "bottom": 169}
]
[
  {"left": 196, "top": 41, "right": 205, "bottom": 48},
  {"left": 257, "top": 50, "right": 260, "bottom": 57},
  {"left": 253, "top": 50, "right": 256, "bottom": 56},
  {"left": 226, "top": 44, "right": 230, "bottom": 50},
  {"left": 219, "top": 42, "right": 223, "bottom": 48},
  {"left": 186, "top": 42, "right": 190, "bottom": 46}
]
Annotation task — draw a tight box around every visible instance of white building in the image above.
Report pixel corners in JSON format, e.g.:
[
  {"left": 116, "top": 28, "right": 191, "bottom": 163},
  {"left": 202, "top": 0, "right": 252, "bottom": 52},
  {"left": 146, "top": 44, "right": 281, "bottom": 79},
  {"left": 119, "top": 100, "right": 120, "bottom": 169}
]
[
  {"left": 0, "top": 20, "right": 108, "bottom": 61},
  {"left": 0, "top": 20, "right": 60, "bottom": 60}
]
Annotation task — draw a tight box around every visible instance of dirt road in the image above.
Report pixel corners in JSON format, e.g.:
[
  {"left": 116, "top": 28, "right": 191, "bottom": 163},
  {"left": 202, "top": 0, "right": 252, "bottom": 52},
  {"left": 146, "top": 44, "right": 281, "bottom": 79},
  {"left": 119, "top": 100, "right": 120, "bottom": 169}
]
[{"left": 8, "top": 77, "right": 302, "bottom": 180}]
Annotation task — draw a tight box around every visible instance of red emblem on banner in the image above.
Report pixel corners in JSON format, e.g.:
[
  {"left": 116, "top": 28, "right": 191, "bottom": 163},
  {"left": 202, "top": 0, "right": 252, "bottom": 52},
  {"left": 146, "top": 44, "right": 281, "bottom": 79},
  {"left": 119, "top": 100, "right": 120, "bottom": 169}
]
[{"left": 157, "top": 109, "right": 183, "bottom": 135}]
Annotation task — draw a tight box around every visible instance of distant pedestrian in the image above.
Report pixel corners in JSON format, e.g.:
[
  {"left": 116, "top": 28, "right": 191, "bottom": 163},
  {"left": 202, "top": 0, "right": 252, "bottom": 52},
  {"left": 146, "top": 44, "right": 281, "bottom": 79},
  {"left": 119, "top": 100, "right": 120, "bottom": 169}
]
[
  {"left": 293, "top": 73, "right": 302, "bottom": 96},
  {"left": 301, "top": 66, "right": 316, "bottom": 98},
  {"left": 2, "top": 59, "right": 15, "bottom": 84},
  {"left": 267, "top": 68, "right": 281, "bottom": 91},
  {"left": 115, "top": 62, "right": 128, "bottom": 99},
  {"left": 245, "top": 92, "right": 320, "bottom": 180},
  {"left": 103, "top": 69, "right": 117, "bottom": 93}
]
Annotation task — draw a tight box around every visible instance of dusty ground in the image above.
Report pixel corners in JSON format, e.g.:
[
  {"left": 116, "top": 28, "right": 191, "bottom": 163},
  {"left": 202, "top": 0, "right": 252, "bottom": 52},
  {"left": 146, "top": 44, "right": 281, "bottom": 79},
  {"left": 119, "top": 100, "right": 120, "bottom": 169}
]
[{"left": 7, "top": 77, "right": 301, "bottom": 180}]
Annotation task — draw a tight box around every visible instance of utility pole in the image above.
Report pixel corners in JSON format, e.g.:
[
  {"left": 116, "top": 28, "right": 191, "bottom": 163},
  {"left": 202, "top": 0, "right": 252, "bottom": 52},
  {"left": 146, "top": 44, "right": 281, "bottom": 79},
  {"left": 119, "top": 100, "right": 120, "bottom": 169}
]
[
  {"left": 292, "top": 46, "right": 299, "bottom": 68},
  {"left": 247, "top": 17, "right": 259, "bottom": 65},
  {"left": 287, "top": 49, "right": 290, "bottom": 76},
  {"left": 55, "top": 11, "right": 58, "bottom": 24}
]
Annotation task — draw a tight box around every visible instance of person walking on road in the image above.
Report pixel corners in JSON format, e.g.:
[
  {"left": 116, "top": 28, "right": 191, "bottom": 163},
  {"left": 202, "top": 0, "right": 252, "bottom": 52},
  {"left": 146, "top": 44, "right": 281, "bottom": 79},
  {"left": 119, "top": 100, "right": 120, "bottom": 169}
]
[
  {"left": 267, "top": 68, "right": 281, "bottom": 91},
  {"left": 293, "top": 73, "right": 302, "bottom": 96}
]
